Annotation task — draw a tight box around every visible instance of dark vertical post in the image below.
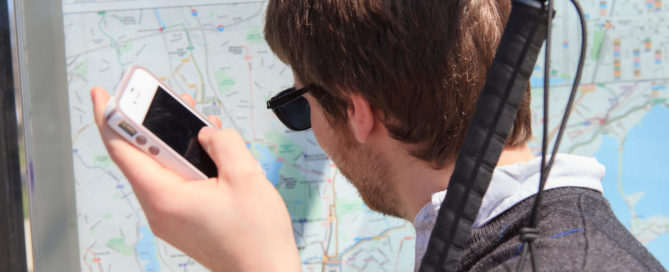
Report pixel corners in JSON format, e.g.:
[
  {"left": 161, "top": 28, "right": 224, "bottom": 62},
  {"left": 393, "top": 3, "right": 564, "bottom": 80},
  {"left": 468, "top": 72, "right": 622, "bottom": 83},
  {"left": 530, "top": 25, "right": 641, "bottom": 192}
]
[{"left": 0, "top": 0, "right": 28, "bottom": 271}]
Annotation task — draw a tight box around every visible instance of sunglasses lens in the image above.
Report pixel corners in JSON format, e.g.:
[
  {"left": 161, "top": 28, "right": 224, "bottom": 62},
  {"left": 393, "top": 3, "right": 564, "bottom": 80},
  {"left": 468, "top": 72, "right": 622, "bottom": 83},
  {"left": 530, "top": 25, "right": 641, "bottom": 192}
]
[{"left": 274, "top": 96, "right": 311, "bottom": 130}]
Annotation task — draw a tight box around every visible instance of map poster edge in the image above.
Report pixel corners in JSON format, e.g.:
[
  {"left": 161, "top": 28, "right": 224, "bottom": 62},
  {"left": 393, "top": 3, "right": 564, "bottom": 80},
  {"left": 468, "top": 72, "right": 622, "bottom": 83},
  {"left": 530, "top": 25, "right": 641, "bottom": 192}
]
[{"left": 63, "top": 0, "right": 268, "bottom": 14}]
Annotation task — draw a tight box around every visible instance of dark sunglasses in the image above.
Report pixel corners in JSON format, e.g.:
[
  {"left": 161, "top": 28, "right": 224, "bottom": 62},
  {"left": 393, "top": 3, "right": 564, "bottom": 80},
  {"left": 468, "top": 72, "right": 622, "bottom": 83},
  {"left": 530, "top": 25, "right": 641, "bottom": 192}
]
[{"left": 266, "top": 85, "right": 316, "bottom": 131}]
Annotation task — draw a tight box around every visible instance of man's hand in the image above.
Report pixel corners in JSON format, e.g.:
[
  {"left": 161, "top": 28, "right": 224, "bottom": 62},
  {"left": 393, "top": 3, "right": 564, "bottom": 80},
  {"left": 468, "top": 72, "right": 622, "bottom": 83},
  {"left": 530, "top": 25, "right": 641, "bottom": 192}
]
[{"left": 91, "top": 87, "right": 301, "bottom": 271}]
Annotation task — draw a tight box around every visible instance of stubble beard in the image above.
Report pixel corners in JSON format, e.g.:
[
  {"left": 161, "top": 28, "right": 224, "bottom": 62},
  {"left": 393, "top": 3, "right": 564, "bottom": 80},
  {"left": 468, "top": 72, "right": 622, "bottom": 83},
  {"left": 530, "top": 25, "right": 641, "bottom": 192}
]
[{"left": 330, "top": 129, "right": 404, "bottom": 218}]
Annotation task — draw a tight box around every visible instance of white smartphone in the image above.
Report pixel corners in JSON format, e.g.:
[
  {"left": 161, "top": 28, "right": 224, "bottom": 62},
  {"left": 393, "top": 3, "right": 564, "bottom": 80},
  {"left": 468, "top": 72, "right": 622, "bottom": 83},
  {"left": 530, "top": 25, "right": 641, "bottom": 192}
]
[{"left": 104, "top": 65, "right": 218, "bottom": 180}]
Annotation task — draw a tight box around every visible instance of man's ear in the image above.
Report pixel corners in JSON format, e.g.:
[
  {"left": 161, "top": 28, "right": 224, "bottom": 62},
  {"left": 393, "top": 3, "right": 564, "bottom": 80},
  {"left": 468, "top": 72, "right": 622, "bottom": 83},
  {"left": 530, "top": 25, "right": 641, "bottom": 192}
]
[{"left": 347, "top": 94, "right": 376, "bottom": 144}]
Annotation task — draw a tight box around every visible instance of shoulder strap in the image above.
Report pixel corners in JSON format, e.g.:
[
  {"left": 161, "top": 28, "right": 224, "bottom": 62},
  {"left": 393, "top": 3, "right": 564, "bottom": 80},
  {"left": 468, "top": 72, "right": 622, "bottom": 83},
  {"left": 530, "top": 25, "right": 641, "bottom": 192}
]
[{"left": 419, "top": 1, "right": 550, "bottom": 271}]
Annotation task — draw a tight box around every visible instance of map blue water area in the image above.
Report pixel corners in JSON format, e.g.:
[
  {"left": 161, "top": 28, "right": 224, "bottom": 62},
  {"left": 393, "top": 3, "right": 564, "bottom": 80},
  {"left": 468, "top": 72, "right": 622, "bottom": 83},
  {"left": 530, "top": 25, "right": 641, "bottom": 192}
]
[
  {"left": 595, "top": 105, "right": 669, "bottom": 268},
  {"left": 153, "top": 9, "right": 166, "bottom": 30},
  {"left": 619, "top": 105, "right": 669, "bottom": 220},
  {"left": 136, "top": 226, "right": 160, "bottom": 272},
  {"left": 594, "top": 135, "right": 631, "bottom": 226},
  {"left": 652, "top": 85, "right": 667, "bottom": 91},
  {"left": 646, "top": 233, "right": 669, "bottom": 268},
  {"left": 253, "top": 144, "right": 283, "bottom": 186},
  {"left": 529, "top": 76, "right": 569, "bottom": 87}
]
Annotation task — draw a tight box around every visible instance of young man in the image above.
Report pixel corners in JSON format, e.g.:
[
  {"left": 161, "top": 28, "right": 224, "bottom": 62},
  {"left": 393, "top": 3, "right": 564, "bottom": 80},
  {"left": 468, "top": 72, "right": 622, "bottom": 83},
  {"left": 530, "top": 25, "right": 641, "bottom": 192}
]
[{"left": 92, "top": 0, "right": 664, "bottom": 271}]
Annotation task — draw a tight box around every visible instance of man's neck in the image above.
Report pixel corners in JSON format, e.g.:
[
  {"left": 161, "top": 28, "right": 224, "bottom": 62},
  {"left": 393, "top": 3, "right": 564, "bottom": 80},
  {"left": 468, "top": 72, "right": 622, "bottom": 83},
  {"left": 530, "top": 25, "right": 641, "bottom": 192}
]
[{"left": 394, "top": 144, "right": 535, "bottom": 222}]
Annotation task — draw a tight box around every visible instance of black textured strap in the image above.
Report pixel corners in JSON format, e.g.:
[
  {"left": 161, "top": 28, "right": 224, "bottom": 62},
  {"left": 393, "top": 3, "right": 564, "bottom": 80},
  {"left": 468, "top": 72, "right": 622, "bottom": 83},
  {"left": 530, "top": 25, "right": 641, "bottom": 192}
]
[{"left": 419, "top": 1, "right": 550, "bottom": 271}]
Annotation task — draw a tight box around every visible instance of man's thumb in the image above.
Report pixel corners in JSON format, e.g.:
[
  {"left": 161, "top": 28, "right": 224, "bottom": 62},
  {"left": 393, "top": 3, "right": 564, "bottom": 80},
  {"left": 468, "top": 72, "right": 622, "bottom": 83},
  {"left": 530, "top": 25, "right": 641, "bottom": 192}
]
[
  {"left": 198, "top": 127, "right": 262, "bottom": 183},
  {"left": 198, "top": 127, "right": 220, "bottom": 164}
]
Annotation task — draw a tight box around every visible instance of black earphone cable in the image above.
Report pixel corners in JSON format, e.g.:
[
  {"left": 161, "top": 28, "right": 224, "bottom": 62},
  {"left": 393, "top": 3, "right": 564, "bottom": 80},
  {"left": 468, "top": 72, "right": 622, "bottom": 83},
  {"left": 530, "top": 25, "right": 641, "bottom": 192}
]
[{"left": 516, "top": 0, "right": 588, "bottom": 270}]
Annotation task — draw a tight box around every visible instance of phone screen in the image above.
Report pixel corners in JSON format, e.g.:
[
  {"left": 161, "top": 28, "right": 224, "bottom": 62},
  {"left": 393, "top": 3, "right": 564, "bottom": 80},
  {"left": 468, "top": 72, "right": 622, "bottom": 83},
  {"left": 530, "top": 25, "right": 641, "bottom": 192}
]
[{"left": 142, "top": 87, "right": 218, "bottom": 178}]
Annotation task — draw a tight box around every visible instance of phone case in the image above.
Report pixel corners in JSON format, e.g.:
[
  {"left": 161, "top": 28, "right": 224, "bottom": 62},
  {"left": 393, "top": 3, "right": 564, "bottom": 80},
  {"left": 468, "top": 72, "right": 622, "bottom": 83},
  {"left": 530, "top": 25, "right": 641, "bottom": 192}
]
[{"left": 104, "top": 65, "right": 216, "bottom": 180}]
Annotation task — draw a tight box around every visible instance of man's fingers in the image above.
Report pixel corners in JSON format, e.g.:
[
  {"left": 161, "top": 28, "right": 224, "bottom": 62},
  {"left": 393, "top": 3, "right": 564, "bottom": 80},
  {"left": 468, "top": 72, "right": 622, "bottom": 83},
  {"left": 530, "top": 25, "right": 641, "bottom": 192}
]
[
  {"left": 178, "top": 93, "right": 222, "bottom": 128},
  {"left": 91, "top": 87, "right": 127, "bottom": 148},
  {"left": 198, "top": 127, "right": 263, "bottom": 185},
  {"left": 90, "top": 87, "right": 187, "bottom": 199},
  {"left": 178, "top": 94, "right": 220, "bottom": 128},
  {"left": 208, "top": 115, "right": 222, "bottom": 129},
  {"left": 181, "top": 93, "right": 196, "bottom": 107},
  {"left": 91, "top": 87, "right": 111, "bottom": 128}
]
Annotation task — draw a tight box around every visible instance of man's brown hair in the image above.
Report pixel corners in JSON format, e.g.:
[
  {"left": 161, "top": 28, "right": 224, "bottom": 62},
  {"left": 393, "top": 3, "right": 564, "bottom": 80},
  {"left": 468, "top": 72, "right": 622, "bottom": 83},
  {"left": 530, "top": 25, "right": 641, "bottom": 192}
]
[{"left": 265, "top": 0, "right": 532, "bottom": 168}]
